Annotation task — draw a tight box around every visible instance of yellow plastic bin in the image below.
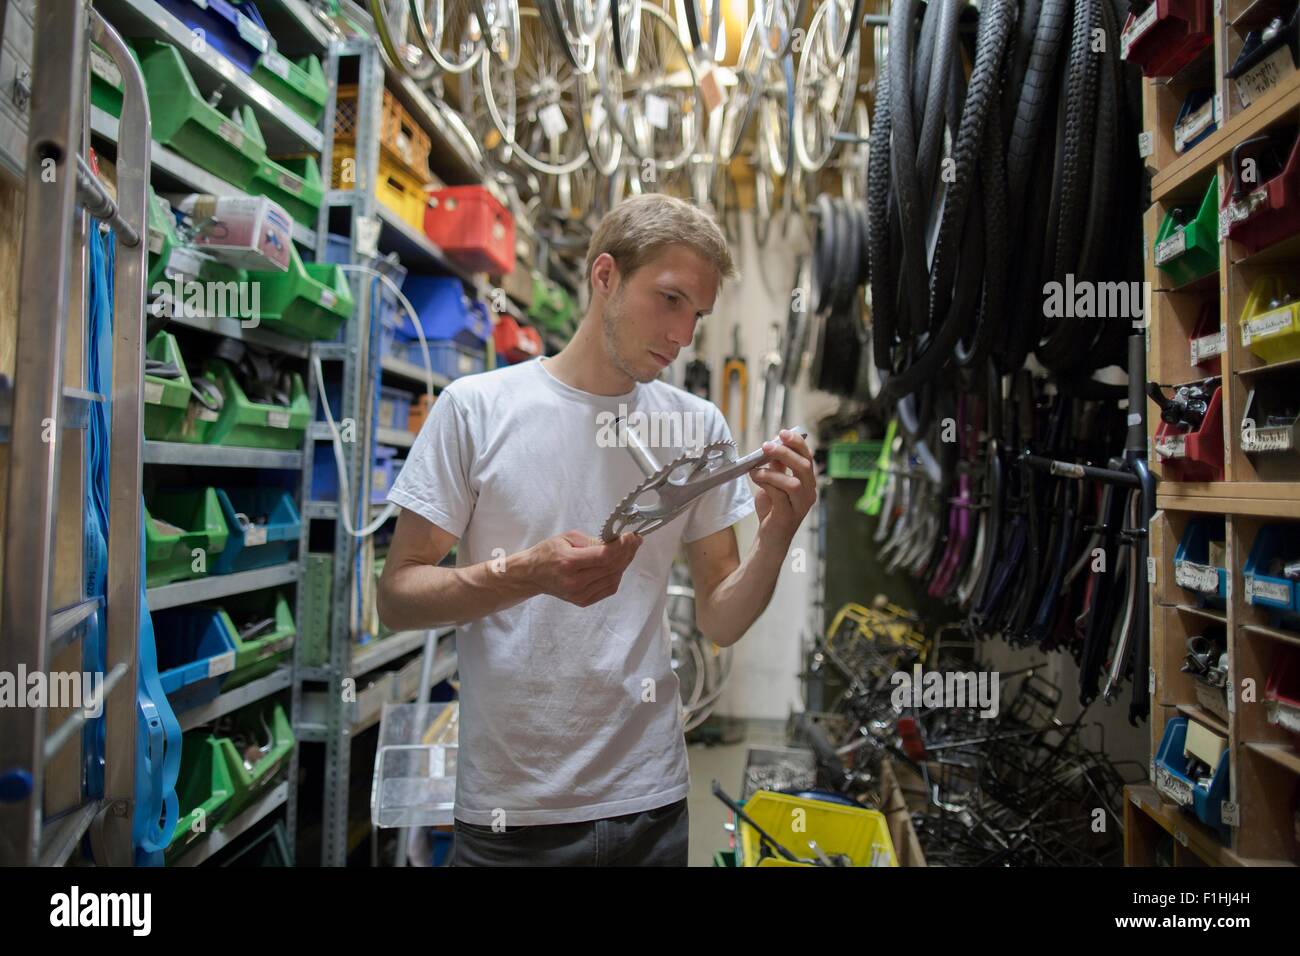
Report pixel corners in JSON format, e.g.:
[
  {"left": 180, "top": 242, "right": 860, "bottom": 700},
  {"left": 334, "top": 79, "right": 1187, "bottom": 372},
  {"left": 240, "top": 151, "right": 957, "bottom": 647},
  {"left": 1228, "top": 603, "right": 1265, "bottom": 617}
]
[
  {"left": 1239, "top": 274, "right": 1300, "bottom": 365},
  {"left": 737, "top": 791, "right": 898, "bottom": 867}
]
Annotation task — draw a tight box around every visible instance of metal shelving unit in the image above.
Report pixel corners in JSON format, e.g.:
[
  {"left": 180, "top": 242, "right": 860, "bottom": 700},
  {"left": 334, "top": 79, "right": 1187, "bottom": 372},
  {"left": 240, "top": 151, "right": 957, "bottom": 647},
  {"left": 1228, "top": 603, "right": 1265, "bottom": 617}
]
[
  {"left": 172, "top": 781, "right": 290, "bottom": 866},
  {"left": 178, "top": 667, "right": 294, "bottom": 732},
  {"left": 146, "top": 562, "right": 302, "bottom": 611},
  {"left": 143, "top": 441, "right": 303, "bottom": 469}
]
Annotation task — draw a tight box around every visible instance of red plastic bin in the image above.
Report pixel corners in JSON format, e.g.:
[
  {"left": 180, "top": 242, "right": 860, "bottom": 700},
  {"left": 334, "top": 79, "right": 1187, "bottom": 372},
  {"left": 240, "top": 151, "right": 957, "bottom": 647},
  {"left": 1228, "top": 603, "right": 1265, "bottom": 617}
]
[
  {"left": 424, "top": 186, "right": 516, "bottom": 276},
  {"left": 1121, "top": 0, "right": 1213, "bottom": 79},
  {"left": 493, "top": 314, "right": 542, "bottom": 364},
  {"left": 1223, "top": 131, "right": 1300, "bottom": 255},
  {"left": 1264, "top": 653, "right": 1300, "bottom": 739},
  {"left": 1154, "top": 384, "right": 1224, "bottom": 481}
]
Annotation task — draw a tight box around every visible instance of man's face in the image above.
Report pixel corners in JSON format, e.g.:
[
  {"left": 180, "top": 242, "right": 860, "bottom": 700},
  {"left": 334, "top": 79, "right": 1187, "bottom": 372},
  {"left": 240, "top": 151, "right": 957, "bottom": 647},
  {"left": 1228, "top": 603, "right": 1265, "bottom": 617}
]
[{"left": 599, "top": 245, "right": 720, "bottom": 385}]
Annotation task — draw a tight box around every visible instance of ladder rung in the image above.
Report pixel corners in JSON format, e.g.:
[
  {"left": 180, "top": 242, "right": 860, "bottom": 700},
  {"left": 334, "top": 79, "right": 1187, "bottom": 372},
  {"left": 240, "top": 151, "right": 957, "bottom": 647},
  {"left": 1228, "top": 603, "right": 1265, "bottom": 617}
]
[
  {"left": 42, "top": 661, "right": 128, "bottom": 763},
  {"left": 0, "top": 379, "right": 105, "bottom": 439},
  {"left": 38, "top": 799, "right": 102, "bottom": 867},
  {"left": 48, "top": 597, "right": 103, "bottom": 653}
]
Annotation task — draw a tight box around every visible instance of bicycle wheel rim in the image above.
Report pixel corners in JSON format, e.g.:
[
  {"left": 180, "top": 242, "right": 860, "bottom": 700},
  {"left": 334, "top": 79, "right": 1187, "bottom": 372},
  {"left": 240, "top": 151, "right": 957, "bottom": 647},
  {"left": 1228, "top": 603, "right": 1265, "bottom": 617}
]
[
  {"left": 610, "top": 0, "right": 643, "bottom": 73},
  {"left": 538, "top": 0, "right": 598, "bottom": 73},
  {"left": 372, "top": 0, "right": 437, "bottom": 79},
  {"left": 417, "top": 0, "right": 485, "bottom": 74},
  {"left": 575, "top": 19, "right": 624, "bottom": 176},
  {"left": 794, "top": 2, "right": 860, "bottom": 171},
  {"left": 716, "top": 11, "right": 763, "bottom": 162}
]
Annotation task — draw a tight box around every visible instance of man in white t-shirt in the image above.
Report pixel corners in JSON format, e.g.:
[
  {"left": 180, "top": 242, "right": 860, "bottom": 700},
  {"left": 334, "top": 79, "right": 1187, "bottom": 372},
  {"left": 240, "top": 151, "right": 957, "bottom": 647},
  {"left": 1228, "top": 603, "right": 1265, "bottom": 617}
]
[{"left": 378, "top": 193, "right": 816, "bottom": 866}]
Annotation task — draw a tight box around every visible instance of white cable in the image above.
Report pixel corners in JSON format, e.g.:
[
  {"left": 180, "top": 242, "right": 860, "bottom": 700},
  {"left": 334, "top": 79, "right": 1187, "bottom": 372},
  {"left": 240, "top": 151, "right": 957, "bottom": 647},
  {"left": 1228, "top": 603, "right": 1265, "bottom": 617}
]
[{"left": 315, "top": 263, "right": 442, "bottom": 539}]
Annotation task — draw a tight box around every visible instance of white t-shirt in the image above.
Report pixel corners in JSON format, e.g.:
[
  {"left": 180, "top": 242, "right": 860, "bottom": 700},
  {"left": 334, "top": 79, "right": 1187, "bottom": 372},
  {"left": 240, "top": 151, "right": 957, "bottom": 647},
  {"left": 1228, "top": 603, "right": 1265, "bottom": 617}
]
[{"left": 386, "top": 356, "right": 755, "bottom": 825}]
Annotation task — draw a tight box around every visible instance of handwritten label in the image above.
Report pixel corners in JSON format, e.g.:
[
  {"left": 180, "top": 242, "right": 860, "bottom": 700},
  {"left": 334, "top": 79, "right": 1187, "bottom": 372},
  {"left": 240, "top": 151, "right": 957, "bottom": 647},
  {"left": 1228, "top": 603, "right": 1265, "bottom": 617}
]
[
  {"left": 1242, "top": 306, "right": 1294, "bottom": 345},
  {"left": 1138, "top": 130, "right": 1154, "bottom": 158},
  {"left": 1155, "top": 434, "right": 1187, "bottom": 459},
  {"left": 1190, "top": 330, "right": 1225, "bottom": 364},
  {"left": 1155, "top": 229, "right": 1187, "bottom": 264},
  {"left": 1243, "top": 426, "right": 1293, "bottom": 453},
  {"left": 1175, "top": 560, "right": 1219, "bottom": 594},
  {"left": 1248, "top": 576, "right": 1291, "bottom": 605},
  {"left": 1174, "top": 99, "right": 1214, "bottom": 153},
  {"left": 262, "top": 51, "right": 292, "bottom": 81},
  {"left": 1236, "top": 46, "right": 1296, "bottom": 109},
  {"left": 266, "top": 410, "right": 291, "bottom": 429}
]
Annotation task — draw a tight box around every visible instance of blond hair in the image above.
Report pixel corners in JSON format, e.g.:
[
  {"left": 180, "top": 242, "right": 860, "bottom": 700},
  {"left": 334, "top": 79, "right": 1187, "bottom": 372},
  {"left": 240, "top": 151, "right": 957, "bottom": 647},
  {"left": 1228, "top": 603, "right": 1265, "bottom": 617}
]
[{"left": 584, "top": 194, "right": 738, "bottom": 284}]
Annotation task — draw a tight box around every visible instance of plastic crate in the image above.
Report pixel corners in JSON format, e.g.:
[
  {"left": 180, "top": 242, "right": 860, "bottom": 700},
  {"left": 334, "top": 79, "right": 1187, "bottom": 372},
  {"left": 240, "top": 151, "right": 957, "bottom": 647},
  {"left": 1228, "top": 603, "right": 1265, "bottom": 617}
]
[
  {"left": 223, "top": 701, "right": 295, "bottom": 818},
  {"left": 331, "top": 143, "right": 428, "bottom": 233},
  {"left": 1173, "top": 88, "right": 1217, "bottom": 154},
  {"left": 322, "top": 234, "right": 408, "bottom": 352},
  {"left": 828, "top": 442, "right": 884, "bottom": 480},
  {"left": 1154, "top": 175, "right": 1219, "bottom": 287},
  {"left": 249, "top": 155, "right": 323, "bottom": 229},
  {"left": 1154, "top": 383, "right": 1223, "bottom": 481},
  {"left": 1223, "top": 130, "right": 1300, "bottom": 255},
  {"left": 135, "top": 39, "right": 267, "bottom": 188},
  {"left": 334, "top": 84, "right": 433, "bottom": 181},
  {"left": 219, "top": 589, "right": 295, "bottom": 689},
  {"left": 378, "top": 386, "right": 415, "bottom": 431},
  {"left": 156, "top": 0, "right": 270, "bottom": 76},
  {"left": 493, "top": 314, "right": 542, "bottom": 364},
  {"left": 311, "top": 444, "right": 404, "bottom": 503},
  {"left": 528, "top": 274, "right": 576, "bottom": 336},
  {"left": 152, "top": 605, "right": 238, "bottom": 711},
  {"left": 1244, "top": 523, "right": 1300, "bottom": 620},
  {"left": 371, "top": 702, "right": 459, "bottom": 828},
  {"left": 371, "top": 446, "right": 399, "bottom": 504},
  {"left": 212, "top": 487, "right": 301, "bottom": 574},
  {"left": 1153, "top": 717, "right": 1230, "bottom": 836},
  {"left": 146, "top": 186, "right": 178, "bottom": 289},
  {"left": 394, "top": 275, "right": 477, "bottom": 345},
  {"left": 143, "top": 331, "right": 193, "bottom": 440},
  {"left": 1264, "top": 653, "right": 1300, "bottom": 738},
  {"left": 201, "top": 359, "right": 311, "bottom": 449},
  {"left": 424, "top": 186, "right": 516, "bottom": 275},
  {"left": 252, "top": 50, "right": 326, "bottom": 125},
  {"left": 145, "top": 487, "right": 230, "bottom": 587},
  {"left": 737, "top": 791, "right": 898, "bottom": 867},
  {"left": 167, "top": 733, "right": 238, "bottom": 858},
  {"left": 1240, "top": 274, "right": 1300, "bottom": 365},
  {"left": 299, "top": 553, "right": 333, "bottom": 667},
  {"left": 1173, "top": 515, "right": 1228, "bottom": 608},
  {"left": 246, "top": 243, "right": 353, "bottom": 341},
  {"left": 401, "top": 339, "right": 485, "bottom": 379},
  {"left": 1120, "top": 0, "right": 1213, "bottom": 78}
]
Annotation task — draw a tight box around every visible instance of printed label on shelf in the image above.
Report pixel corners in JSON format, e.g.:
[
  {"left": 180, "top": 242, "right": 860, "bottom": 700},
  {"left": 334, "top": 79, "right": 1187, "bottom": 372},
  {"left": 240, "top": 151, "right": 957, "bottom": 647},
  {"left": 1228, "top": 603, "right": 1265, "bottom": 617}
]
[
  {"left": 217, "top": 120, "right": 246, "bottom": 150},
  {"left": 198, "top": 407, "right": 220, "bottom": 423},
  {"left": 1190, "top": 330, "right": 1226, "bottom": 364},
  {"left": 319, "top": 289, "right": 337, "bottom": 309},
  {"left": 1147, "top": 556, "right": 1157, "bottom": 585},
  {"left": 207, "top": 650, "right": 235, "bottom": 679},
  {"left": 237, "top": 13, "right": 271, "bottom": 53},
  {"left": 1250, "top": 577, "right": 1291, "bottom": 605},
  {"left": 1155, "top": 434, "right": 1187, "bottom": 459},
  {"left": 278, "top": 172, "right": 304, "bottom": 195},
  {"left": 539, "top": 103, "right": 568, "bottom": 139},
  {"left": 263, "top": 51, "right": 292, "bottom": 81},
  {"left": 1218, "top": 207, "right": 1231, "bottom": 241},
  {"left": 1236, "top": 47, "right": 1296, "bottom": 108},
  {"left": 1243, "top": 425, "right": 1293, "bottom": 453},
  {"left": 1242, "top": 307, "right": 1294, "bottom": 344},
  {"left": 645, "top": 94, "right": 670, "bottom": 130},
  {"left": 143, "top": 381, "right": 165, "bottom": 405},
  {"left": 90, "top": 45, "right": 122, "bottom": 89},
  {"left": 1220, "top": 801, "right": 1239, "bottom": 827},
  {"left": 1155, "top": 229, "right": 1187, "bottom": 264},
  {"left": 1121, "top": 1, "right": 1160, "bottom": 61},
  {"left": 266, "top": 409, "right": 291, "bottom": 429},
  {"left": 1174, "top": 100, "right": 1215, "bottom": 153},
  {"left": 148, "top": 229, "right": 165, "bottom": 256},
  {"left": 244, "top": 524, "right": 269, "bottom": 547},
  {"left": 1245, "top": 574, "right": 1255, "bottom": 602},
  {"left": 166, "top": 246, "right": 205, "bottom": 279},
  {"left": 1174, "top": 560, "right": 1219, "bottom": 593},
  {"left": 1138, "top": 130, "right": 1154, "bottom": 158}
]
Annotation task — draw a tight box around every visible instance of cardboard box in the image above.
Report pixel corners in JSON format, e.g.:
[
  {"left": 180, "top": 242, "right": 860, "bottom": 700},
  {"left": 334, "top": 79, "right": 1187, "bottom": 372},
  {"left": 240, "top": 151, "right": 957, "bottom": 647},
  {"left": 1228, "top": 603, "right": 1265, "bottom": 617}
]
[{"left": 181, "top": 194, "right": 293, "bottom": 272}]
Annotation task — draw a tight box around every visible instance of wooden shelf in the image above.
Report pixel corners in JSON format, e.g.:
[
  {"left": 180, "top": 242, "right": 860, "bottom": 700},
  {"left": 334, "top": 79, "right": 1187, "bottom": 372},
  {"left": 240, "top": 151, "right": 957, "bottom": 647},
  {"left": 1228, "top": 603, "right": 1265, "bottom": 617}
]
[
  {"left": 1125, "top": 785, "right": 1246, "bottom": 866},
  {"left": 1158, "top": 488, "right": 1300, "bottom": 517},
  {"left": 1174, "top": 602, "right": 1229, "bottom": 625},
  {"left": 1240, "top": 622, "right": 1300, "bottom": 648},
  {"left": 1176, "top": 701, "right": 1231, "bottom": 738},
  {"left": 1244, "top": 741, "right": 1300, "bottom": 775}
]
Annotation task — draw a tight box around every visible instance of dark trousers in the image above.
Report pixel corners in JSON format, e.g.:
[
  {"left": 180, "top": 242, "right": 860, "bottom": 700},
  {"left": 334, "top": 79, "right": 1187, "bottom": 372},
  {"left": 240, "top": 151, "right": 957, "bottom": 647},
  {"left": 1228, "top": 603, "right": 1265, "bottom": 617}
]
[{"left": 450, "top": 798, "right": 689, "bottom": 866}]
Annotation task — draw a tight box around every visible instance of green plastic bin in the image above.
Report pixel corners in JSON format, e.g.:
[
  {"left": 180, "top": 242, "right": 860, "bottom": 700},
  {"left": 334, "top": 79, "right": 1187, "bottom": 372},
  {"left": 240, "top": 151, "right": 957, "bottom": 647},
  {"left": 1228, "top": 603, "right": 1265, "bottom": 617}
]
[
  {"left": 299, "top": 553, "right": 333, "bottom": 667},
  {"left": 528, "top": 273, "right": 576, "bottom": 336},
  {"left": 1154, "top": 176, "right": 1220, "bottom": 288},
  {"left": 828, "top": 441, "right": 885, "bottom": 480},
  {"left": 246, "top": 243, "right": 353, "bottom": 341},
  {"left": 143, "top": 330, "right": 193, "bottom": 440},
  {"left": 146, "top": 186, "right": 179, "bottom": 289},
  {"left": 144, "top": 487, "right": 229, "bottom": 587},
  {"left": 249, "top": 155, "right": 324, "bottom": 229},
  {"left": 218, "top": 820, "right": 291, "bottom": 866},
  {"left": 224, "top": 702, "right": 295, "bottom": 818},
  {"left": 136, "top": 39, "right": 267, "bottom": 188},
  {"left": 218, "top": 590, "right": 296, "bottom": 690},
  {"left": 252, "top": 50, "right": 327, "bottom": 126},
  {"left": 166, "top": 733, "right": 238, "bottom": 861},
  {"left": 200, "top": 359, "right": 311, "bottom": 450},
  {"left": 89, "top": 41, "right": 142, "bottom": 119}
]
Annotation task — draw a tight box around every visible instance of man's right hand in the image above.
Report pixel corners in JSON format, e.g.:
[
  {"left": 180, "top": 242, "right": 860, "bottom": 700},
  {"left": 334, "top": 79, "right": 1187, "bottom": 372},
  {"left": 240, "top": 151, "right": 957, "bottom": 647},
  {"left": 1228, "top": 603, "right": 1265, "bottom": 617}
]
[{"left": 522, "top": 530, "right": 643, "bottom": 607}]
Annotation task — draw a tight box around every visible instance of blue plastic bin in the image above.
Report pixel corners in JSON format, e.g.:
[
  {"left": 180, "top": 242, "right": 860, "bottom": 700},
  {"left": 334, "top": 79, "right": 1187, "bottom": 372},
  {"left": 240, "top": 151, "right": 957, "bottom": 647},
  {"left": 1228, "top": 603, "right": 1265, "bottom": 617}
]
[
  {"left": 157, "top": 0, "right": 269, "bottom": 75},
  {"left": 1244, "top": 523, "right": 1300, "bottom": 621},
  {"left": 395, "top": 276, "right": 490, "bottom": 347},
  {"left": 371, "top": 446, "right": 398, "bottom": 503},
  {"left": 312, "top": 445, "right": 403, "bottom": 503},
  {"left": 322, "top": 234, "right": 408, "bottom": 352},
  {"left": 1173, "top": 515, "right": 1228, "bottom": 608},
  {"left": 378, "top": 386, "right": 414, "bottom": 431},
  {"left": 1153, "top": 717, "right": 1230, "bottom": 837},
  {"left": 400, "top": 339, "right": 486, "bottom": 379},
  {"left": 152, "top": 605, "right": 238, "bottom": 712},
  {"left": 212, "top": 487, "right": 301, "bottom": 574}
]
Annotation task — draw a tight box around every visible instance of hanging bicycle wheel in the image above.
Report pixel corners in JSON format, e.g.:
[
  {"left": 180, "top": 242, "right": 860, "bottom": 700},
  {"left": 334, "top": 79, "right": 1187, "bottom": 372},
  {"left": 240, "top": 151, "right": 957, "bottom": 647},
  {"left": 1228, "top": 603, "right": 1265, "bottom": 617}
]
[
  {"left": 793, "top": 0, "right": 860, "bottom": 172},
  {"left": 468, "top": 35, "right": 516, "bottom": 162},
  {"left": 372, "top": 0, "right": 438, "bottom": 79},
  {"left": 822, "top": 0, "right": 864, "bottom": 66},
  {"left": 753, "top": 163, "right": 775, "bottom": 246},
  {"left": 757, "top": 51, "right": 793, "bottom": 177},
  {"left": 484, "top": 6, "right": 590, "bottom": 175},
  {"left": 839, "top": 98, "right": 869, "bottom": 201},
  {"left": 575, "top": 18, "right": 624, "bottom": 176},
  {"left": 716, "top": 11, "right": 763, "bottom": 163},
  {"left": 600, "top": 2, "right": 703, "bottom": 174},
  {"left": 537, "top": 0, "right": 597, "bottom": 73},
  {"left": 568, "top": 0, "right": 609, "bottom": 41},
  {"left": 758, "top": 0, "right": 808, "bottom": 61},
  {"left": 409, "top": 0, "right": 485, "bottom": 74},
  {"left": 610, "top": 0, "right": 643, "bottom": 72},
  {"left": 677, "top": 0, "right": 723, "bottom": 60},
  {"left": 472, "top": 0, "right": 521, "bottom": 70}
]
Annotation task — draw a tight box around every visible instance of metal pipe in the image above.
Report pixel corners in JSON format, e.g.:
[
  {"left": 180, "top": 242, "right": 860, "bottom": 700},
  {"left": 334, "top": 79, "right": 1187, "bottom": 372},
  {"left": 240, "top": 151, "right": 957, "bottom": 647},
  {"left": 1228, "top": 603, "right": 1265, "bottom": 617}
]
[
  {"left": 74, "top": 154, "right": 141, "bottom": 247},
  {"left": 615, "top": 416, "right": 664, "bottom": 478},
  {"left": 1021, "top": 454, "right": 1143, "bottom": 488}
]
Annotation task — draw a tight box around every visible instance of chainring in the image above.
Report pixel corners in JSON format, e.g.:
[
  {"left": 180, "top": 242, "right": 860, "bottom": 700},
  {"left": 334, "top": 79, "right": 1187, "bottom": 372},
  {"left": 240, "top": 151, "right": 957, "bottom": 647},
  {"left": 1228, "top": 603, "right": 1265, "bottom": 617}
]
[{"left": 600, "top": 439, "right": 738, "bottom": 540}]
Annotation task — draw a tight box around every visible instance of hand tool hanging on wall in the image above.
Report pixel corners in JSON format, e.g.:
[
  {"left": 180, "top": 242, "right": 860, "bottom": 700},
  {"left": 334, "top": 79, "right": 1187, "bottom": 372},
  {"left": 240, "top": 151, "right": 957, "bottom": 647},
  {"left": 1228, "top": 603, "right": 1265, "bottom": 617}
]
[
  {"left": 685, "top": 324, "right": 712, "bottom": 400},
  {"left": 721, "top": 325, "right": 748, "bottom": 440}
]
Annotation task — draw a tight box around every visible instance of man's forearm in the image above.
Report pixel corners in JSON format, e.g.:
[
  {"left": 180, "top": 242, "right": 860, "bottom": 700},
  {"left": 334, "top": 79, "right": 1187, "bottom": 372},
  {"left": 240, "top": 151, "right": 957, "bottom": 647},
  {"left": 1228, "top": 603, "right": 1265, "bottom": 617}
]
[
  {"left": 378, "top": 551, "right": 539, "bottom": 631},
  {"left": 697, "top": 529, "right": 793, "bottom": 647}
]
